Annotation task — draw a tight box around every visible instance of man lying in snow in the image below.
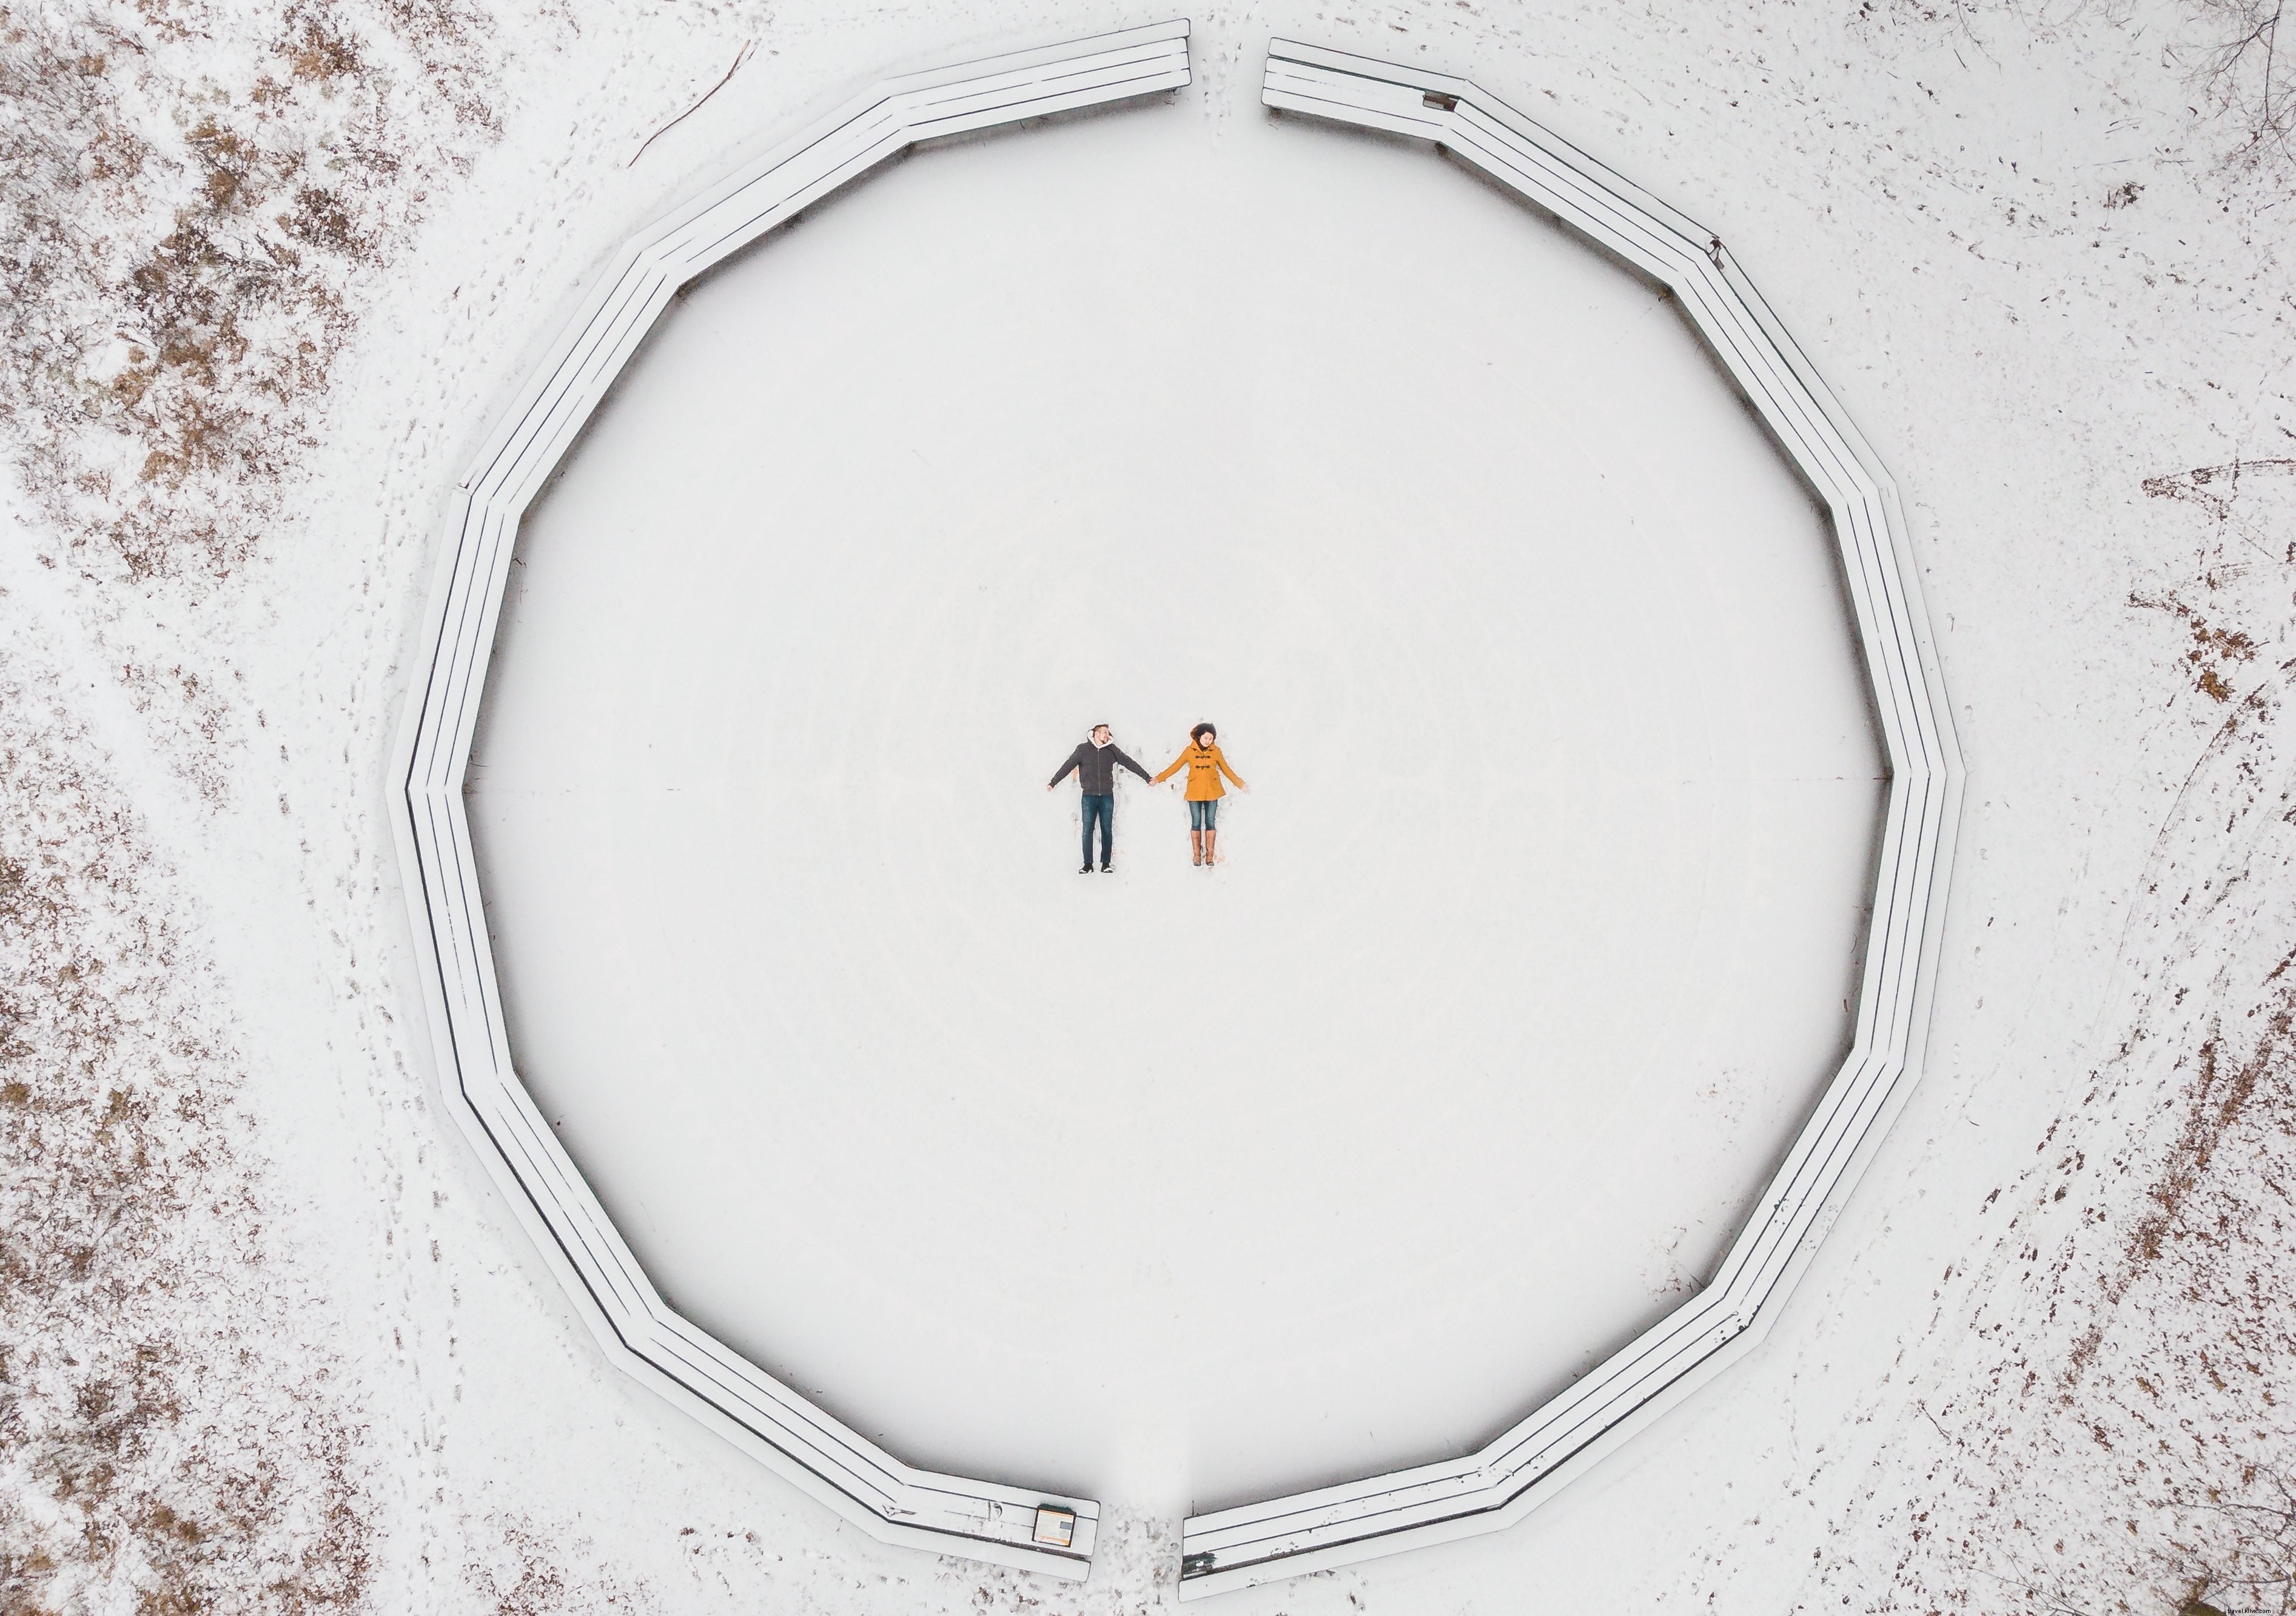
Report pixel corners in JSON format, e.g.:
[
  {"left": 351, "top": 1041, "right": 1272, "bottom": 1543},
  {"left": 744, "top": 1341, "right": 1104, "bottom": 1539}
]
[{"left": 1047, "top": 724, "right": 1152, "bottom": 873}]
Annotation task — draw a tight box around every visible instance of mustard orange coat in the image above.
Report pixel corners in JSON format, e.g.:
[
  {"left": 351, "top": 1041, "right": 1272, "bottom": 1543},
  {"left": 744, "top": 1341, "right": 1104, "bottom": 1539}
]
[{"left": 1153, "top": 742, "right": 1246, "bottom": 801}]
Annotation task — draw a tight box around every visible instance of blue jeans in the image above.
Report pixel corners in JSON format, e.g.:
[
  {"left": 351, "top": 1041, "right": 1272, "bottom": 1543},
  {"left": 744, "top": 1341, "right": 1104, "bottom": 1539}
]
[
  {"left": 1189, "top": 798, "right": 1218, "bottom": 832},
  {"left": 1081, "top": 794, "right": 1113, "bottom": 866}
]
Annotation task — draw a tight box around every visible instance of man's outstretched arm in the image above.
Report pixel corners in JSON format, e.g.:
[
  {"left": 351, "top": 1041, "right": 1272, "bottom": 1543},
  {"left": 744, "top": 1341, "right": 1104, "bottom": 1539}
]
[
  {"left": 1113, "top": 747, "right": 1152, "bottom": 783},
  {"left": 1047, "top": 745, "right": 1084, "bottom": 789}
]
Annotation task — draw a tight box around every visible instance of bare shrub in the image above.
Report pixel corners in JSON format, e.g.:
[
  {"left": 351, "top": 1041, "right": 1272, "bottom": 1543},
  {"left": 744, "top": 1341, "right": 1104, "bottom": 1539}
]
[{"left": 2184, "top": 1, "right": 2295, "bottom": 163}]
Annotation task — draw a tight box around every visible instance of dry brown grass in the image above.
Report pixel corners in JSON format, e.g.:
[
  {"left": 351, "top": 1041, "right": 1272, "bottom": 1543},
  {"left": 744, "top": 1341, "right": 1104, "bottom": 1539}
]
[
  {"left": 2130, "top": 590, "right": 2266, "bottom": 705},
  {"left": 0, "top": 0, "right": 515, "bottom": 802},
  {"left": 2124, "top": 1013, "right": 2277, "bottom": 1278},
  {"left": 7, "top": 1, "right": 501, "bottom": 538},
  {"left": 1734, "top": 447, "right": 2296, "bottom": 1615},
  {"left": 0, "top": 655, "right": 372, "bottom": 1613},
  {"left": 0, "top": 2, "right": 531, "bottom": 1601}
]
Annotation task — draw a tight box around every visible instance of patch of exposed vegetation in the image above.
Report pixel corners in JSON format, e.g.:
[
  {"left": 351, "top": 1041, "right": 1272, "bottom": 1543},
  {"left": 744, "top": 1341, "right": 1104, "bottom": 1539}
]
[
  {"left": 1772, "top": 443, "right": 2296, "bottom": 1612},
  {"left": 2130, "top": 588, "right": 2266, "bottom": 702},
  {"left": 0, "top": 0, "right": 522, "bottom": 804},
  {"left": 0, "top": 656, "right": 372, "bottom": 1611},
  {"left": 2137, "top": 460, "right": 2295, "bottom": 705},
  {"left": 1, "top": 0, "right": 502, "bottom": 582}
]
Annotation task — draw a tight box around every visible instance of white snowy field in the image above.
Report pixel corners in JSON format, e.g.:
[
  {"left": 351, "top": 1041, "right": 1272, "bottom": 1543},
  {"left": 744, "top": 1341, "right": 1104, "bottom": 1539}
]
[
  {"left": 4, "top": 1, "right": 2295, "bottom": 1613},
  {"left": 466, "top": 86, "right": 1880, "bottom": 1509}
]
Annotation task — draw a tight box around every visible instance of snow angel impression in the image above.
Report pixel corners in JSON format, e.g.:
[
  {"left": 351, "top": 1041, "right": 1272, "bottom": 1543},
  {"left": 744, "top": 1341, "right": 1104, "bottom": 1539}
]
[{"left": 1154, "top": 723, "right": 1248, "bottom": 867}]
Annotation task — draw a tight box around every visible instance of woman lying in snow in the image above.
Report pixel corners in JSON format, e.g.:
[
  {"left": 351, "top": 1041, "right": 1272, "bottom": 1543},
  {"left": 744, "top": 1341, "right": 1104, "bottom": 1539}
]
[{"left": 1153, "top": 723, "right": 1248, "bottom": 867}]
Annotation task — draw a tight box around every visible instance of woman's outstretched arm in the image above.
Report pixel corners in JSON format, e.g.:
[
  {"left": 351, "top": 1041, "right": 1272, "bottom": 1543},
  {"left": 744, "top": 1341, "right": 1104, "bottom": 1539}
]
[{"left": 1215, "top": 749, "right": 1247, "bottom": 789}]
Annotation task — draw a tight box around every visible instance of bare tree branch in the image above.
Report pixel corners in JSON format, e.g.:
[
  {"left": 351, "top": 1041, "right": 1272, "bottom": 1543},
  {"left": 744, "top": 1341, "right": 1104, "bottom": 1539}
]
[
  {"left": 2187, "top": 0, "right": 2294, "bottom": 163},
  {"left": 629, "top": 39, "right": 753, "bottom": 168}
]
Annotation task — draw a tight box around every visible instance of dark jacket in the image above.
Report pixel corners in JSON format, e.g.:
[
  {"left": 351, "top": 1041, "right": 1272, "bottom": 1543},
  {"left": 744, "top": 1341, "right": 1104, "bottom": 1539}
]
[{"left": 1049, "top": 740, "right": 1151, "bottom": 796}]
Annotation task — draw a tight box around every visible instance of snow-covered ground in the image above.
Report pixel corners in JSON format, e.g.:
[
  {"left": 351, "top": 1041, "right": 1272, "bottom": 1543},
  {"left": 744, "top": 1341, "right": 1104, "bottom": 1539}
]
[{"left": 5, "top": 1, "right": 2295, "bottom": 1612}]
